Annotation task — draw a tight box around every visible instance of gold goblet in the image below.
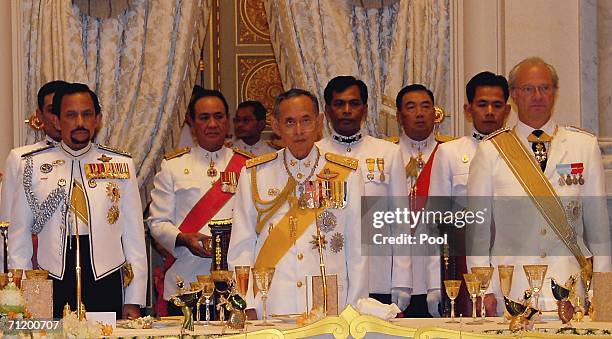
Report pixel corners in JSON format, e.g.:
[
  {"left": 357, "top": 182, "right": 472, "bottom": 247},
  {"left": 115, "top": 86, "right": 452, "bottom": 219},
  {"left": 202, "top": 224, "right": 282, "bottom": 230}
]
[
  {"left": 235, "top": 266, "right": 250, "bottom": 298},
  {"left": 498, "top": 265, "right": 514, "bottom": 324},
  {"left": 464, "top": 273, "right": 482, "bottom": 325},
  {"left": 197, "top": 275, "right": 214, "bottom": 326},
  {"left": 252, "top": 267, "right": 275, "bottom": 326},
  {"left": 471, "top": 266, "right": 494, "bottom": 322},
  {"left": 443, "top": 280, "right": 462, "bottom": 323},
  {"left": 523, "top": 265, "right": 547, "bottom": 307}
]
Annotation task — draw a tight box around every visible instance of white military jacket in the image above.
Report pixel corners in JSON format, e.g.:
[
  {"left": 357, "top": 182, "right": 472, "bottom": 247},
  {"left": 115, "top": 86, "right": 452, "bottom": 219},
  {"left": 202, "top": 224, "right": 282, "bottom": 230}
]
[
  {"left": 8, "top": 142, "right": 147, "bottom": 306},
  {"left": 148, "top": 146, "right": 243, "bottom": 300},
  {"left": 317, "top": 131, "right": 410, "bottom": 294},
  {"left": 228, "top": 146, "right": 368, "bottom": 316},
  {"left": 467, "top": 120, "right": 612, "bottom": 313},
  {"left": 397, "top": 132, "right": 441, "bottom": 295},
  {"left": 228, "top": 138, "right": 276, "bottom": 157},
  {"left": 1, "top": 138, "right": 56, "bottom": 265}
]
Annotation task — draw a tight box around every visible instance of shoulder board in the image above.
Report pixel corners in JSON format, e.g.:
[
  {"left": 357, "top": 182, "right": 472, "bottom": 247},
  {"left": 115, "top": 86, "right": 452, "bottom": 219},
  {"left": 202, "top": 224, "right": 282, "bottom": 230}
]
[
  {"left": 164, "top": 147, "right": 191, "bottom": 160},
  {"left": 266, "top": 139, "right": 285, "bottom": 150},
  {"left": 483, "top": 127, "right": 510, "bottom": 141},
  {"left": 325, "top": 152, "right": 358, "bottom": 171},
  {"left": 384, "top": 136, "right": 399, "bottom": 144},
  {"left": 232, "top": 147, "right": 256, "bottom": 159},
  {"left": 435, "top": 133, "right": 456, "bottom": 143},
  {"left": 564, "top": 125, "right": 595, "bottom": 137},
  {"left": 246, "top": 152, "right": 277, "bottom": 169},
  {"left": 21, "top": 144, "right": 54, "bottom": 158},
  {"left": 98, "top": 144, "right": 132, "bottom": 158}
]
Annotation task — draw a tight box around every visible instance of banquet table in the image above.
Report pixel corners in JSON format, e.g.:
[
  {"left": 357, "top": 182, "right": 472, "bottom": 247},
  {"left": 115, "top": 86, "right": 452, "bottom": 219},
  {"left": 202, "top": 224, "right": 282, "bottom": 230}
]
[{"left": 107, "top": 307, "right": 612, "bottom": 338}]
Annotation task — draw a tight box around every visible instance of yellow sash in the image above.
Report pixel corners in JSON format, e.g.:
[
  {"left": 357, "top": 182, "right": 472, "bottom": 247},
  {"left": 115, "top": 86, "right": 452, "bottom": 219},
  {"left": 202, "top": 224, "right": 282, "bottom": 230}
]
[
  {"left": 252, "top": 160, "right": 352, "bottom": 295},
  {"left": 70, "top": 180, "right": 89, "bottom": 225},
  {"left": 489, "top": 130, "right": 592, "bottom": 277}
]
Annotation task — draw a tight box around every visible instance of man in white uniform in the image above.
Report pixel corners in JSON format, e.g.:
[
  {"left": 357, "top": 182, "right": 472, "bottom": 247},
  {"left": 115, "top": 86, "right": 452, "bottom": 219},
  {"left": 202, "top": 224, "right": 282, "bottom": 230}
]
[
  {"left": 148, "top": 89, "right": 251, "bottom": 315},
  {"left": 1, "top": 80, "right": 68, "bottom": 266},
  {"left": 429, "top": 72, "right": 510, "bottom": 316},
  {"left": 467, "top": 57, "right": 611, "bottom": 314},
  {"left": 228, "top": 100, "right": 275, "bottom": 156},
  {"left": 228, "top": 88, "right": 368, "bottom": 316},
  {"left": 9, "top": 83, "right": 147, "bottom": 319},
  {"left": 316, "top": 76, "right": 410, "bottom": 311},
  {"left": 395, "top": 84, "right": 450, "bottom": 317}
]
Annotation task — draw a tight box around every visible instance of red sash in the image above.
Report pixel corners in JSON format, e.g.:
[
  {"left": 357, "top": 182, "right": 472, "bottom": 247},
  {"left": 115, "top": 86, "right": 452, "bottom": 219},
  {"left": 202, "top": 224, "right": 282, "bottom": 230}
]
[
  {"left": 155, "top": 152, "right": 247, "bottom": 315},
  {"left": 412, "top": 143, "right": 440, "bottom": 209},
  {"left": 178, "top": 152, "right": 248, "bottom": 233}
]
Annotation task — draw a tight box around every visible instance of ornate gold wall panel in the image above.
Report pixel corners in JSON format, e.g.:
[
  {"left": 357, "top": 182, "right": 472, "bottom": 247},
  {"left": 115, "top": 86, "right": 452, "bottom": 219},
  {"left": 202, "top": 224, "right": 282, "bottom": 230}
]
[
  {"left": 237, "top": 55, "right": 283, "bottom": 117},
  {"left": 237, "top": 0, "right": 270, "bottom": 45}
]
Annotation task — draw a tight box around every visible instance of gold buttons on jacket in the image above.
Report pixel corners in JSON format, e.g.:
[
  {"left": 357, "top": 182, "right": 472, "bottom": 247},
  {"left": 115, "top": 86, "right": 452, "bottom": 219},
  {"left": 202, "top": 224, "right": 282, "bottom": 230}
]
[
  {"left": 297, "top": 253, "right": 303, "bottom": 260},
  {"left": 297, "top": 281, "right": 303, "bottom": 288},
  {"left": 540, "top": 228, "right": 547, "bottom": 236}
]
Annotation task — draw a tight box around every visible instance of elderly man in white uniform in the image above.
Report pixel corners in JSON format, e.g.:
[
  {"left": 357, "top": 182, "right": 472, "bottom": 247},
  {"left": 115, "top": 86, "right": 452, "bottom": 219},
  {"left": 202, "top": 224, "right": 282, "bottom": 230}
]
[
  {"left": 316, "top": 76, "right": 410, "bottom": 311},
  {"left": 9, "top": 83, "right": 147, "bottom": 319},
  {"left": 228, "top": 88, "right": 368, "bottom": 317},
  {"left": 429, "top": 71, "right": 511, "bottom": 316},
  {"left": 149, "top": 89, "right": 252, "bottom": 315},
  {"left": 467, "top": 57, "right": 612, "bottom": 315}
]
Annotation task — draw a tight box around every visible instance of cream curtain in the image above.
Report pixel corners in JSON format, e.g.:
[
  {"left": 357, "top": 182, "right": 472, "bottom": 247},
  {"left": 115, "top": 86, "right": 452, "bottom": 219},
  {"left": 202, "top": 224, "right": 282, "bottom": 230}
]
[
  {"left": 22, "top": 0, "right": 210, "bottom": 194},
  {"left": 265, "top": 0, "right": 450, "bottom": 137}
]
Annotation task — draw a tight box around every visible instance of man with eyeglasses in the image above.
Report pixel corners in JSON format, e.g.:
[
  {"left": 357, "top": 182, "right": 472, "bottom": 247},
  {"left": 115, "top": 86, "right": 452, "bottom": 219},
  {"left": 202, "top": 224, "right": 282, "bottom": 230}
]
[
  {"left": 228, "top": 88, "right": 367, "bottom": 316},
  {"left": 228, "top": 100, "right": 276, "bottom": 156},
  {"left": 316, "top": 76, "right": 410, "bottom": 313},
  {"left": 148, "top": 89, "right": 253, "bottom": 315},
  {"left": 467, "top": 57, "right": 611, "bottom": 315}
]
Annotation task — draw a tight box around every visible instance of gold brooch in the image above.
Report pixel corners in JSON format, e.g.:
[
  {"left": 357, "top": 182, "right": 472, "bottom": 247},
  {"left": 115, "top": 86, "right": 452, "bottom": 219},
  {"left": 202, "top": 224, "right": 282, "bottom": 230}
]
[
  {"left": 106, "top": 183, "right": 121, "bottom": 203},
  {"left": 310, "top": 234, "right": 327, "bottom": 250},
  {"left": 107, "top": 205, "right": 120, "bottom": 224},
  {"left": 98, "top": 154, "right": 113, "bottom": 162}
]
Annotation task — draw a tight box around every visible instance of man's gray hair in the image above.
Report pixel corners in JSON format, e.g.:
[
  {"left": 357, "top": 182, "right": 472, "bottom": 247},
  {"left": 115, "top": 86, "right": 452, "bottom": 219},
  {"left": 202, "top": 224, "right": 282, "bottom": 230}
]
[
  {"left": 272, "top": 88, "right": 319, "bottom": 119},
  {"left": 508, "top": 57, "right": 559, "bottom": 88}
]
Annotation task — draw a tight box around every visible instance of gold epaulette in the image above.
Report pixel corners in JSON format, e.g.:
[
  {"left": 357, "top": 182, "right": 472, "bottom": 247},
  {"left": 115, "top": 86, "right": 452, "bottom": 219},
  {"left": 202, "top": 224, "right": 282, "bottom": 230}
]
[
  {"left": 564, "top": 125, "right": 595, "bottom": 137},
  {"left": 232, "top": 147, "right": 256, "bottom": 159},
  {"left": 483, "top": 127, "right": 510, "bottom": 141},
  {"left": 435, "top": 133, "right": 456, "bottom": 143},
  {"left": 266, "top": 139, "right": 285, "bottom": 150},
  {"left": 246, "top": 152, "right": 277, "bottom": 169},
  {"left": 21, "top": 144, "right": 55, "bottom": 158},
  {"left": 384, "top": 136, "right": 399, "bottom": 144},
  {"left": 98, "top": 144, "right": 132, "bottom": 158},
  {"left": 325, "top": 152, "right": 358, "bottom": 171},
  {"left": 164, "top": 147, "right": 191, "bottom": 160}
]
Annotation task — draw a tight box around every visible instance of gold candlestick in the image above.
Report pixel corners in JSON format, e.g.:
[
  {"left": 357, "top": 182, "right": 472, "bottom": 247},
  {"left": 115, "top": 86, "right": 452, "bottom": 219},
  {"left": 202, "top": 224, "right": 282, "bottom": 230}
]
[{"left": 315, "top": 211, "right": 328, "bottom": 315}]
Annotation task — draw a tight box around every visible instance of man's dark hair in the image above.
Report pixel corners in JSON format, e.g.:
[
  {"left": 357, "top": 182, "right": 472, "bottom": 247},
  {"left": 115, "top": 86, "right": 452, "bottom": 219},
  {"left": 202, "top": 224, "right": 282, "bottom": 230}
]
[
  {"left": 272, "top": 88, "right": 319, "bottom": 119},
  {"left": 395, "top": 84, "right": 434, "bottom": 109},
  {"left": 466, "top": 71, "right": 509, "bottom": 103},
  {"left": 52, "top": 82, "right": 101, "bottom": 117},
  {"left": 238, "top": 100, "right": 267, "bottom": 121},
  {"left": 37, "top": 80, "right": 69, "bottom": 111},
  {"left": 323, "top": 76, "right": 368, "bottom": 105},
  {"left": 188, "top": 89, "right": 229, "bottom": 119}
]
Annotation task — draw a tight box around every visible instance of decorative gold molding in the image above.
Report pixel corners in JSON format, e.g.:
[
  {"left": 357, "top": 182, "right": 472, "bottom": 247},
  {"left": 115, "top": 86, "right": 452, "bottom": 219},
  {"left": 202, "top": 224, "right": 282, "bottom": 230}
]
[
  {"left": 349, "top": 314, "right": 417, "bottom": 339},
  {"left": 237, "top": 0, "right": 270, "bottom": 45},
  {"left": 236, "top": 54, "right": 283, "bottom": 119}
]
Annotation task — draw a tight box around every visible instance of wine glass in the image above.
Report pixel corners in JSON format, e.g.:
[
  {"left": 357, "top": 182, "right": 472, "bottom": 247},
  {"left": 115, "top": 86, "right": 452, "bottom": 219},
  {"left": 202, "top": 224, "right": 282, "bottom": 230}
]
[
  {"left": 197, "top": 275, "right": 214, "bottom": 326},
  {"left": 464, "top": 273, "right": 482, "bottom": 325},
  {"left": 471, "top": 266, "right": 494, "bottom": 322},
  {"left": 443, "top": 280, "right": 462, "bottom": 323},
  {"left": 523, "top": 264, "right": 548, "bottom": 323},
  {"left": 253, "top": 267, "right": 275, "bottom": 326},
  {"left": 497, "top": 265, "right": 514, "bottom": 324},
  {"left": 235, "top": 266, "right": 251, "bottom": 298},
  {"left": 211, "top": 270, "right": 233, "bottom": 325}
]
